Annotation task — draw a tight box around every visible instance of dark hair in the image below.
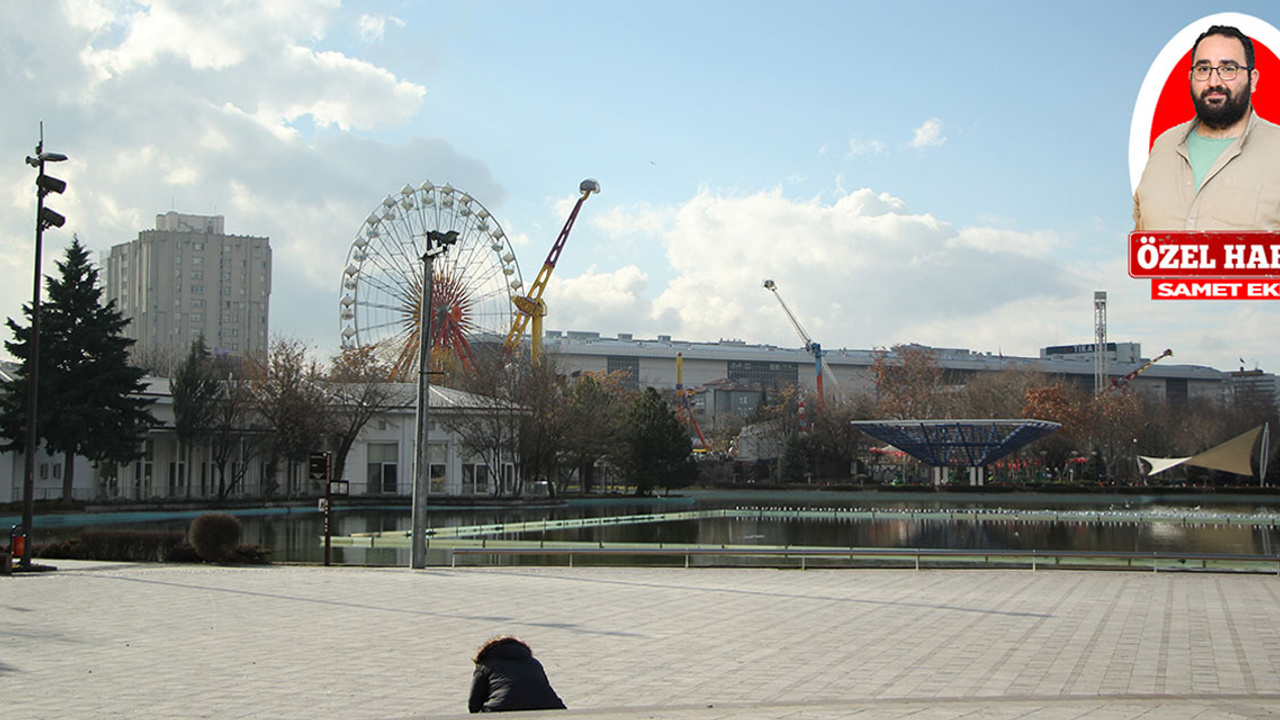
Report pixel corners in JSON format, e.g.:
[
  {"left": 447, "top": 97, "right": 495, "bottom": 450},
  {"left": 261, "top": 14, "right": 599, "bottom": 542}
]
[
  {"left": 473, "top": 635, "right": 529, "bottom": 663},
  {"left": 1192, "top": 25, "right": 1255, "bottom": 70}
]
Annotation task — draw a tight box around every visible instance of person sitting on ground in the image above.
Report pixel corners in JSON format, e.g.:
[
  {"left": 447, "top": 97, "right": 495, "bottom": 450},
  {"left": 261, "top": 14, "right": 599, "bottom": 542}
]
[{"left": 468, "top": 636, "right": 566, "bottom": 713}]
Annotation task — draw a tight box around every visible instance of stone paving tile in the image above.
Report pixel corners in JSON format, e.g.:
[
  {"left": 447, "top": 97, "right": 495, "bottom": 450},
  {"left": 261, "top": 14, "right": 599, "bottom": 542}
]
[{"left": 6, "top": 562, "right": 1280, "bottom": 719}]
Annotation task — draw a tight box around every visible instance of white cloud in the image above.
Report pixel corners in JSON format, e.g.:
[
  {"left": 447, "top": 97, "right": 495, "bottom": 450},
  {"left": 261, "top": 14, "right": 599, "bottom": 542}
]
[
  {"left": 357, "top": 13, "right": 406, "bottom": 43},
  {"left": 847, "top": 136, "right": 887, "bottom": 157},
  {"left": 909, "top": 117, "right": 946, "bottom": 148},
  {"left": 543, "top": 265, "right": 666, "bottom": 336},
  {"left": 548, "top": 185, "right": 1280, "bottom": 370},
  {"left": 0, "top": 1, "right": 482, "bottom": 358},
  {"left": 593, "top": 202, "right": 673, "bottom": 239},
  {"left": 550, "top": 187, "right": 1091, "bottom": 357},
  {"left": 948, "top": 227, "right": 1061, "bottom": 258}
]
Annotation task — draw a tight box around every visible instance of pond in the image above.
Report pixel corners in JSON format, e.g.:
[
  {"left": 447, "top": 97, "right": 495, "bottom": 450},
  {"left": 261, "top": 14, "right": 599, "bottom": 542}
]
[{"left": 11, "top": 489, "right": 1280, "bottom": 566}]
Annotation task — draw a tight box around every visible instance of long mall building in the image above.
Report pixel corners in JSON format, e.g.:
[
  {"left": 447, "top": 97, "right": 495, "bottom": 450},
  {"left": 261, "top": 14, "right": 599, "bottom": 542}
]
[{"left": 540, "top": 330, "right": 1271, "bottom": 429}]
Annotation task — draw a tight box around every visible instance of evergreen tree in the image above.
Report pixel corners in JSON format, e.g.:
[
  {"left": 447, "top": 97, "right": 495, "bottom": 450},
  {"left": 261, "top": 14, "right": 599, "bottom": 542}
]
[
  {"left": 171, "top": 337, "right": 221, "bottom": 496},
  {"left": 778, "top": 435, "right": 809, "bottom": 483},
  {"left": 619, "top": 387, "right": 697, "bottom": 495},
  {"left": 0, "top": 238, "right": 156, "bottom": 502}
]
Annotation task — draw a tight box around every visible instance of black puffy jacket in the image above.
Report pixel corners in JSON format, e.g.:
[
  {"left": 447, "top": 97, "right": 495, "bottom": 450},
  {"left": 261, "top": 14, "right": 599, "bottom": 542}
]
[{"left": 468, "top": 639, "right": 566, "bottom": 713}]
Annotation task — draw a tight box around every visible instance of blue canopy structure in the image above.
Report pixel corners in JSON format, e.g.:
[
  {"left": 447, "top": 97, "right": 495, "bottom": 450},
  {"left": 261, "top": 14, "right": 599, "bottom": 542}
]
[{"left": 851, "top": 419, "right": 1061, "bottom": 468}]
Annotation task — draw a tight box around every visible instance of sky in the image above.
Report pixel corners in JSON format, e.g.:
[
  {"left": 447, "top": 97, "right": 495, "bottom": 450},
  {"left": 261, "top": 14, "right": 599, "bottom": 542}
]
[{"left": 2, "top": 1, "right": 1279, "bottom": 375}]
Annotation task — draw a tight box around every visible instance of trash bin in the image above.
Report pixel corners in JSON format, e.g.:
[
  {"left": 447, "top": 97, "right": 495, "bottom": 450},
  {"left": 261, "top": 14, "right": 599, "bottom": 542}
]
[{"left": 10, "top": 524, "right": 26, "bottom": 559}]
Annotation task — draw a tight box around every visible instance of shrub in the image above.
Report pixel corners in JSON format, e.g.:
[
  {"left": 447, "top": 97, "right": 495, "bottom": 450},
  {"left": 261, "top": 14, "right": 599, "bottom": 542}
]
[
  {"left": 167, "top": 544, "right": 202, "bottom": 563},
  {"left": 229, "top": 544, "right": 272, "bottom": 565},
  {"left": 189, "top": 513, "right": 242, "bottom": 563},
  {"left": 37, "top": 530, "right": 185, "bottom": 562}
]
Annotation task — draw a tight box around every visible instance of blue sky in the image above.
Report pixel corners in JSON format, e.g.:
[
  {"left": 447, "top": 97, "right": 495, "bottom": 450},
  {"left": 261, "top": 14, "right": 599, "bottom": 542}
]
[{"left": 2, "top": 1, "right": 1279, "bottom": 373}]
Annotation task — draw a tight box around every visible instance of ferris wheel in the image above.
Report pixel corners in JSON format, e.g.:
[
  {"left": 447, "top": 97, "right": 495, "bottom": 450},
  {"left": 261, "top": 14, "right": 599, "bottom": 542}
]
[{"left": 339, "top": 181, "right": 523, "bottom": 379}]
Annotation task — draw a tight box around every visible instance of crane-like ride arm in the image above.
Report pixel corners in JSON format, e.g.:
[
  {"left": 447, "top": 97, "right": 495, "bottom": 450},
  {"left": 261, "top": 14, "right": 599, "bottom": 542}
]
[
  {"left": 1109, "top": 348, "right": 1172, "bottom": 392},
  {"left": 763, "top": 279, "right": 829, "bottom": 407},
  {"left": 504, "top": 178, "right": 600, "bottom": 361},
  {"left": 763, "top": 279, "right": 814, "bottom": 351}
]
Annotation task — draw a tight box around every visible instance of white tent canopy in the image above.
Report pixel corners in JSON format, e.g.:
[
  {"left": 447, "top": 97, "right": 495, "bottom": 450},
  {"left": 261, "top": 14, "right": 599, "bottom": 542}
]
[{"left": 1139, "top": 424, "right": 1271, "bottom": 480}]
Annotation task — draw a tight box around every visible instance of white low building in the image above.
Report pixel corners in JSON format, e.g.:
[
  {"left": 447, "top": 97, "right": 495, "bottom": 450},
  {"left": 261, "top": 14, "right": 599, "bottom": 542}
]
[{"left": 0, "top": 376, "right": 521, "bottom": 504}]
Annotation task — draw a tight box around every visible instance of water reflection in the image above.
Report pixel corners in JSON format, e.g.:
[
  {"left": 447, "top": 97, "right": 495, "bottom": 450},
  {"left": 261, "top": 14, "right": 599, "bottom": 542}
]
[{"left": 18, "top": 490, "right": 1280, "bottom": 565}]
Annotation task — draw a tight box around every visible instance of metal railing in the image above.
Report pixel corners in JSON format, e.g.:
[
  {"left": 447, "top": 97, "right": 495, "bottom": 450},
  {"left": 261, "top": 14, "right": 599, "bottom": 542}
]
[{"left": 448, "top": 545, "right": 1280, "bottom": 574}]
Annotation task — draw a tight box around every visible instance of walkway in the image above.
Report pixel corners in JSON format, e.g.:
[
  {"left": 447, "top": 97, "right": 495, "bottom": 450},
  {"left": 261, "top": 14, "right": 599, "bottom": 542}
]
[{"left": 5, "top": 561, "right": 1280, "bottom": 718}]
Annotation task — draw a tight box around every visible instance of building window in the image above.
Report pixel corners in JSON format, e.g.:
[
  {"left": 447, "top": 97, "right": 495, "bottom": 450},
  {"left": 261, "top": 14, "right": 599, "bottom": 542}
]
[
  {"left": 137, "top": 441, "right": 154, "bottom": 499},
  {"left": 168, "top": 460, "right": 187, "bottom": 497},
  {"left": 429, "top": 443, "right": 447, "bottom": 493},
  {"left": 462, "top": 464, "right": 488, "bottom": 496},
  {"left": 606, "top": 356, "right": 640, "bottom": 391},
  {"left": 462, "top": 450, "right": 491, "bottom": 495},
  {"left": 727, "top": 360, "right": 799, "bottom": 389},
  {"left": 366, "top": 443, "right": 398, "bottom": 494}
]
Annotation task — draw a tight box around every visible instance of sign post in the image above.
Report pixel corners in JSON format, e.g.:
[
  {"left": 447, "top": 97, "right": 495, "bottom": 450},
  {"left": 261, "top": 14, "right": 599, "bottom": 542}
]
[{"left": 309, "top": 452, "right": 333, "bottom": 566}]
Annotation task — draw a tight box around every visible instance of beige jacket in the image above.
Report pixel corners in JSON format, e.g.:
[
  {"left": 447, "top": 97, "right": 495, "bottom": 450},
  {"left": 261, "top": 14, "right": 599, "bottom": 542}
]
[{"left": 1133, "top": 110, "right": 1280, "bottom": 231}]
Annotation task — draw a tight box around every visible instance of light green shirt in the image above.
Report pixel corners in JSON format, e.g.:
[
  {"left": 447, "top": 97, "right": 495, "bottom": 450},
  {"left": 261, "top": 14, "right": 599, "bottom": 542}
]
[{"left": 1187, "top": 131, "right": 1235, "bottom": 190}]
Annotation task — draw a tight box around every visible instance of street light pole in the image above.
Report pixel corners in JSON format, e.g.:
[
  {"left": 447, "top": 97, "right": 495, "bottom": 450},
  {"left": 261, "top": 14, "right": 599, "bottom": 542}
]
[
  {"left": 18, "top": 125, "right": 68, "bottom": 568},
  {"left": 411, "top": 230, "right": 457, "bottom": 569}
]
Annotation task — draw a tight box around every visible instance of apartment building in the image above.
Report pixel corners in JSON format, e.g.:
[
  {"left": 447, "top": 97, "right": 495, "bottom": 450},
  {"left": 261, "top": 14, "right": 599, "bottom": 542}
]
[{"left": 104, "top": 212, "right": 271, "bottom": 366}]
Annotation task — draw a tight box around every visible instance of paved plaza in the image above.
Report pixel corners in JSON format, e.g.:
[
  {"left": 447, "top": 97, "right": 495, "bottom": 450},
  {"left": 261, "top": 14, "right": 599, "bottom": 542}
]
[{"left": 5, "top": 561, "right": 1280, "bottom": 719}]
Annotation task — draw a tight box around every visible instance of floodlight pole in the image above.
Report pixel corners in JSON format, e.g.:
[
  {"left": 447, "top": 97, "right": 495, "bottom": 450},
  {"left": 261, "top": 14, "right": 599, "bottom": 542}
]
[
  {"left": 19, "top": 126, "right": 67, "bottom": 568},
  {"left": 411, "top": 230, "right": 457, "bottom": 569}
]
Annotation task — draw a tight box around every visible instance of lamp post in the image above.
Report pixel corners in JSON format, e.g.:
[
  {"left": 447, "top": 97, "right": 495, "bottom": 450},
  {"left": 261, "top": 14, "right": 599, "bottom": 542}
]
[
  {"left": 18, "top": 126, "right": 68, "bottom": 568},
  {"left": 411, "top": 229, "right": 458, "bottom": 569}
]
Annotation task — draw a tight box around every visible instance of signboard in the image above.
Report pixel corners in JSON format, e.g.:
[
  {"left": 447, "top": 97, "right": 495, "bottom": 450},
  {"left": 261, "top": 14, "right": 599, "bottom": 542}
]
[{"left": 308, "top": 452, "right": 331, "bottom": 481}]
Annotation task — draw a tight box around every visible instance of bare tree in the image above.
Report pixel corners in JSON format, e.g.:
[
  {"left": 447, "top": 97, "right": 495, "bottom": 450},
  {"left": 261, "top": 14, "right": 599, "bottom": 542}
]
[
  {"left": 871, "top": 345, "right": 964, "bottom": 419},
  {"left": 245, "top": 339, "right": 329, "bottom": 497},
  {"left": 448, "top": 350, "right": 524, "bottom": 497},
  {"left": 324, "top": 345, "right": 398, "bottom": 484}
]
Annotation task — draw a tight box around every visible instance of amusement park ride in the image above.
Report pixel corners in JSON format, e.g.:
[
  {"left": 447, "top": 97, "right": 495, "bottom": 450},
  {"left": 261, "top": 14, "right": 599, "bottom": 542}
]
[
  {"left": 504, "top": 178, "right": 600, "bottom": 363},
  {"left": 762, "top": 278, "right": 837, "bottom": 408},
  {"left": 339, "top": 178, "right": 599, "bottom": 378},
  {"left": 676, "top": 352, "right": 709, "bottom": 451},
  {"left": 1108, "top": 348, "right": 1173, "bottom": 393}
]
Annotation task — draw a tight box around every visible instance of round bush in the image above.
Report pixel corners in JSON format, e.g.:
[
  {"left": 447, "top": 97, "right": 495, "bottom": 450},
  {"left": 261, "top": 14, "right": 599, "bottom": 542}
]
[{"left": 189, "top": 513, "right": 242, "bottom": 562}]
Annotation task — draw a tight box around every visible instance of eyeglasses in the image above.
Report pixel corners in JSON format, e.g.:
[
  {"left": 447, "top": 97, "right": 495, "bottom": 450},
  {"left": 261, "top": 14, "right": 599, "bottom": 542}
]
[{"left": 1192, "top": 63, "right": 1250, "bottom": 82}]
